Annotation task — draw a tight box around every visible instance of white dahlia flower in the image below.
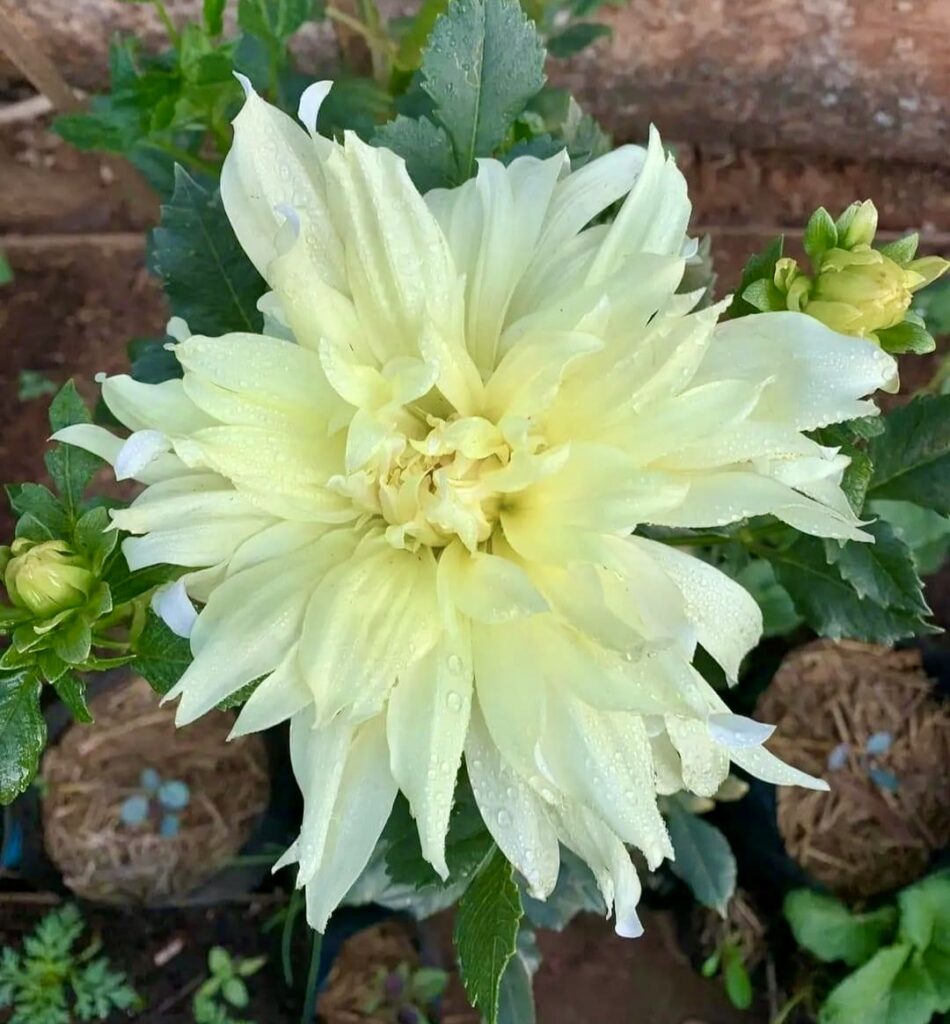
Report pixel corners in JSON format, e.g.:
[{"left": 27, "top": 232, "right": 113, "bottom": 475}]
[{"left": 56, "top": 79, "right": 897, "bottom": 935}]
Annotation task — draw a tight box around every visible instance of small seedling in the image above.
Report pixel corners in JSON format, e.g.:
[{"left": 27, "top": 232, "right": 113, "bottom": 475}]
[
  {"left": 700, "top": 938, "right": 753, "bottom": 1011},
  {"left": 362, "top": 962, "right": 449, "bottom": 1024},
  {"left": 0, "top": 903, "right": 139, "bottom": 1024},
  {"left": 192, "top": 946, "right": 266, "bottom": 1024}
]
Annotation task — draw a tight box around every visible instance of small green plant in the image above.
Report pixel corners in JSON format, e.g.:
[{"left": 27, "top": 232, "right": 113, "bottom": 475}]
[
  {"left": 783, "top": 871, "right": 950, "bottom": 1024},
  {"left": 362, "top": 962, "right": 449, "bottom": 1024},
  {"left": 701, "top": 938, "right": 753, "bottom": 1011},
  {"left": 0, "top": 903, "right": 139, "bottom": 1024},
  {"left": 193, "top": 946, "right": 266, "bottom": 1024}
]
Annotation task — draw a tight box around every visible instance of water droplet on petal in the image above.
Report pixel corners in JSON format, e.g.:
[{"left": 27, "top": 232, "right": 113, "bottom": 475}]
[{"left": 446, "top": 690, "right": 463, "bottom": 712}]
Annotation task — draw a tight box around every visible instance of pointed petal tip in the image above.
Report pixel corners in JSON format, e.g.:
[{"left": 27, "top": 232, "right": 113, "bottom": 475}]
[
  {"left": 707, "top": 712, "right": 776, "bottom": 749},
  {"left": 233, "top": 71, "right": 254, "bottom": 99},
  {"left": 298, "top": 80, "right": 334, "bottom": 136}
]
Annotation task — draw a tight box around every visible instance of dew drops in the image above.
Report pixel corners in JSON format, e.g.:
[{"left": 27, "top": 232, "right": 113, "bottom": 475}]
[
  {"left": 447, "top": 653, "right": 464, "bottom": 674},
  {"left": 446, "top": 690, "right": 464, "bottom": 712},
  {"left": 496, "top": 810, "right": 512, "bottom": 827}
]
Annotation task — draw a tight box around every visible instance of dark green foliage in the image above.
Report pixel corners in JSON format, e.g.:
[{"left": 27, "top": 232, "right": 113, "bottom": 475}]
[
  {"left": 454, "top": 846, "right": 524, "bottom": 1024},
  {"left": 151, "top": 168, "right": 267, "bottom": 336},
  {"left": 131, "top": 610, "right": 194, "bottom": 696}
]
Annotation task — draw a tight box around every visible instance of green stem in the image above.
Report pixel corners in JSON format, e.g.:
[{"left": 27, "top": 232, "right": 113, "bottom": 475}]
[
  {"left": 770, "top": 988, "right": 808, "bottom": 1024},
  {"left": 146, "top": 140, "right": 219, "bottom": 176},
  {"left": 151, "top": 0, "right": 180, "bottom": 46},
  {"left": 90, "top": 636, "right": 131, "bottom": 652},
  {"left": 325, "top": 5, "right": 394, "bottom": 50},
  {"left": 300, "top": 929, "right": 324, "bottom": 1024}
]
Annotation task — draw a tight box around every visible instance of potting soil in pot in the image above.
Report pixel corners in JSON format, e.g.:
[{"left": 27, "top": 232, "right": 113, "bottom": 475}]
[{"left": 41, "top": 675, "right": 270, "bottom": 903}]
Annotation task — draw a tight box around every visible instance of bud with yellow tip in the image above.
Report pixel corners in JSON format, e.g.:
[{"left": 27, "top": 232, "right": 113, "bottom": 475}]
[
  {"left": 741, "top": 200, "right": 949, "bottom": 355},
  {"left": 4, "top": 538, "right": 96, "bottom": 618}
]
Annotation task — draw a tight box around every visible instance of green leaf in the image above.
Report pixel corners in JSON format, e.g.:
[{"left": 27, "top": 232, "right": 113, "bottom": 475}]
[
  {"left": 238, "top": 0, "right": 315, "bottom": 62},
  {"left": 770, "top": 535, "right": 931, "bottom": 644},
  {"left": 803, "top": 207, "right": 838, "bottom": 264},
  {"left": 53, "top": 672, "right": 93, "bottom": 724},
  {"left": 733, "top": 560, "right": 802, "bottom": 637},
  {"left": 742, "top": 277, "right": 782, "bottom": 313},
  {"left": 132, "top": 610, "right": 192, "bottom": 695},
  {"left": 784, "top": 890, "right": 897, "bottom": 967},
  {"left": 868, "top": 395, "right": 950, "bottom": 514},
  {"left": 73, "top": 507, "right": 118, "bottom": 575},
  {"left": 454, "top": 846, "right": 524, "bottom": 1024},
  {"left": 898, "top": 872, "right": 950, "bottom": 952},
  {"left": 876, "top": 320, "right": 936, "bottom": 355},
  {"left": 395, "top": 0, "right": 449, "bottom": 71},
  {"left": 317, "top": 77, "right": 394, "bottom": 141},
  {"left": 546, "top": 22, "right": 611, "bottom": 58},
  {"left": 721, "top": 943, "right": 753, "bottom": 1010},
  {"left": 0, "top": 669, "right": 46, "bottom": 804},
  {"left": 872, "top": 500, "right": 950, "bottom": 575},
  {"left": 7, "top": 484, "right": 70, "bottom": 541},
  {"left": 819, "top": 944, "right": 916, "bottom": 1024},
  {"left": 0, "top": 250, "right": 12, "bottom": 286},
  {"left": 203, "top": 0, "right": 228, "bottom": 35},
  {"left": 665, "top": 806, "right": 736, "bottom": 914},
  {"left": 385, "top": 775, "right": 493, "bottom": 890},
  {"left": 129, "top": 336, "right": 183, "bottom": 384},
  {"left": 497, "top": 928, "right": 540, "bottom": 1024},
  {"left": 372, "top": 115, "right": 457, "bottom": 192},
  {"left": 887, "top": 955, "right": 940, "bottom": 1024},
  {"left": 221, "top": 976, "right": 249, "bottom": 1008},
  {"left": 825, "top": 521, "right": 931, "bottom": 619},
  {"left": 107, "top": 562, "right": 183, "bottom": 606},
  {"left": 421, "top": 0, "right": 546, "bottom": 180},
  {"left": 724, "top": 235, "right": 784, "bottom": 319},
  {"left": 151, "top": 166, "right": 267, "bottom": 336},
  {"left": 878, "top": 232, "right": 919, "bottom": 266},
  {"left": 52, "top": 616, "right": 93, "bottom": 665}
]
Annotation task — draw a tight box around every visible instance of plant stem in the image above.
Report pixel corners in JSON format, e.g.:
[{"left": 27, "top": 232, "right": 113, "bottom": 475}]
[
  {"left": 325, "top": 5, "right": 393, "bottom": 51},
  {"left": 151, "top": 0, "right": 180, "bottom": 46},
  {"left": 299, "top": 929, "right": 323, "bottom": 1024},
  {"left": 146, "top": 140, "right": 219, "bottom": 176}
]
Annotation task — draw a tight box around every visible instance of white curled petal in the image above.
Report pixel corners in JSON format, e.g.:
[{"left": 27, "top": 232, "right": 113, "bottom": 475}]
[
  {"left": 386, "top": 628, "right": 473, "bottom": 878},
  {"left": 114, "top": 430, "right": 173, "bottom": 482},
  {"left": 629, "top": 536, "right": 762, "bottom": 681},
  {"left": 466, "top": 700, "right": 560, "bottom": 899},
  {"left": 707, "top": 713, "right": 775, "bottom": 749},
  {"left": 696, "top": 312, "right": 898, "bottom": 428},
  {"left": 290, "top": 709, "right": 355, "bottom": 886},
  {"left": 554, "top": 804, "right": 644, "bottom": 939},
  {"left": 151, "top": 579, "right": 197, "bottom": 639},
  {"left": 539, "top": 694, "right": 672, "bottom": 868},
  {"left": 229, "top": 646, "right": 312, "bottom": 738},
  {"left": 302, "top": 716, "right": 398, "bottom": 931},
  {"left": 664, "top": 716, "right": 730, "bottom": 798},
  {"left": 730, "top": 744, "right": 830, "bottom": 791}
]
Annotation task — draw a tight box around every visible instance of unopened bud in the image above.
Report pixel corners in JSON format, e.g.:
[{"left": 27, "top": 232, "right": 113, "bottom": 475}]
[{"left": 4, "top": 538, "right": 95, "bottom": 617}]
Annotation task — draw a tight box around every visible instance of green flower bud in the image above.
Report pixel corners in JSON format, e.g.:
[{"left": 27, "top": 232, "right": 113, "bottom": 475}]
[
  {"left": 4, "top": 538, "right": 95, "bottom": 617},
  {"left": 837, "top": 199, "right": 878, "bottom": 249},
  {"left": 772, "top": 199, "right": 950, "bottom": 342}
]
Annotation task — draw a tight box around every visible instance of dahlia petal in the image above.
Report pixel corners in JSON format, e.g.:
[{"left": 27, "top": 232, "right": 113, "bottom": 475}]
[
  {"left": 51, "top": 424, "right": 194, "bottom": 485},
  {"left": 115, "top": 430, "right": 173, "bottom": 482},
  {"left": 587, "top": 125, "right": 690, "bottom": 282},
  {"left": 150, "top": 579, "right": 197, "bottom": 639},
  {"left": 629, "top": 537, "right": 762, "bottom": 681},
  {"left": 697, "top": 312, "right": 898, "bottom": 428},
  {"left": 221, "top": 79, "right": 343, "bottom": 286},
  {"left": 387, "top": 629, "right": 473, "bottom": 878},
  {"left": 440, "top": 542, "right": 548, "bottom": 623},
  {"left": 324, "top": 133, "right": 459, "bottom": 363},
  {"left": 301, "top": 715, "right": 398, "bottom": 930},
  {"left": 466, "top": 701, "right": 560, "bottom": 898},
  {"left": 290, "top": 708, "right": 354, "bottom": 885},
  {"left": 555, "top": 804, "right": 644, "bottom": 939},
  {"left": 164, "top": 544, "right": 327, "bottom": 723},
  {"left": 300, "top": 535, "right": 440, "bottom": 723},
  {"left": 540, "top": 695, "right": 672, "bottom": 868},
  {"left": 730, "top": 744, "right": 830, "bottom": 791},
  {"left": 664, "top": 716, "right": 730, "bottom": 798},
  {"left": 122, "top": 515, "right": 272, "bottom": 571},
  {"left": 229, "top": 646, "right": 312, "bottom": 738},
  {"left": 102, "top": 376, "right": 212, "bottom": 435}
]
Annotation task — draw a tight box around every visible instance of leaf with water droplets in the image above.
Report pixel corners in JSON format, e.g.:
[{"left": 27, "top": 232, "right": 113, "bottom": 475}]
[{"left": 454, "top": 845, "right": 524, "bottom": 1024}]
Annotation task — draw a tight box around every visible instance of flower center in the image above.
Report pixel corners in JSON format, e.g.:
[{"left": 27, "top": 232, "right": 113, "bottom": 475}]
[{"left": 330, "top": 415, "right": 521, "bottom": 552}]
